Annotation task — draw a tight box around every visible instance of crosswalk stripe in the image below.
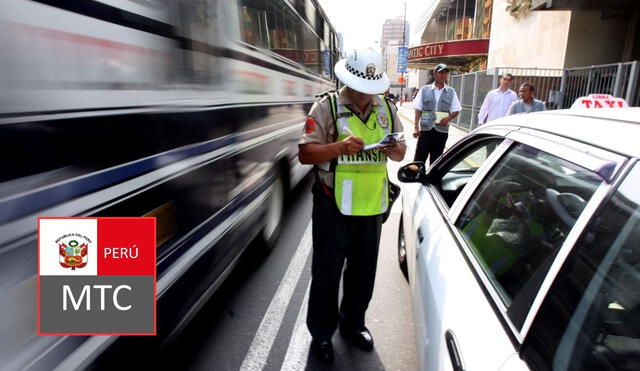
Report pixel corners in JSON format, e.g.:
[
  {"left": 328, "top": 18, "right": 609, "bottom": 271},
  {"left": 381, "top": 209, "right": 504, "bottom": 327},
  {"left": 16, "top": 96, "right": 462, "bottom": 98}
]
[
  {"left": 280, "top": 282, "right": 312, "bottom": 371},
  {"left": 239, "top": 222, "right": 312, "bottom": 371}
]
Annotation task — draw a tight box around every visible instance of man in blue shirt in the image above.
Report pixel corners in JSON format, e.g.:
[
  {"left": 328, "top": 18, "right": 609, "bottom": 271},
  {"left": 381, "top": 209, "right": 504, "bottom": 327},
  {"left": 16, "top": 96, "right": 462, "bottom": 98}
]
[{"left": 507, "top": 83, "right": 546, "bottom": 115}]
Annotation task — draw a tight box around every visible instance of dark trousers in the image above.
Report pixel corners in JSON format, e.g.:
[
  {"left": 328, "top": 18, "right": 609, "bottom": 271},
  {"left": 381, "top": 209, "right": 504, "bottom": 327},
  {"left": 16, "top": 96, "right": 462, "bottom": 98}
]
[
  {"left": 307, "top": 183, "right": 382, "bottom": 341},
  {"left": 414, "top": 128, "right": 448, "bottom": 165}
]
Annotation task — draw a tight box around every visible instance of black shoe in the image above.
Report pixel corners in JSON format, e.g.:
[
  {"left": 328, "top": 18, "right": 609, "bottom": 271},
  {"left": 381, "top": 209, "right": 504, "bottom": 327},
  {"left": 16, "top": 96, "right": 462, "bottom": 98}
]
[
  {"left": 310, "top": 338, "right": 334, "bottom": 364},
  {"left": 340, "top": 326, "right": 374, "bottom": 351}
]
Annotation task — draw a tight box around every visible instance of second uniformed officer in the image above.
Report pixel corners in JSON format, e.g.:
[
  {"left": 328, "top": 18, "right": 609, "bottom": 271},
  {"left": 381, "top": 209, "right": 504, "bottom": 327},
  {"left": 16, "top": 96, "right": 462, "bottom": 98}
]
[{"left": 298, "top": 47, "right": 406, "bottom": 363}]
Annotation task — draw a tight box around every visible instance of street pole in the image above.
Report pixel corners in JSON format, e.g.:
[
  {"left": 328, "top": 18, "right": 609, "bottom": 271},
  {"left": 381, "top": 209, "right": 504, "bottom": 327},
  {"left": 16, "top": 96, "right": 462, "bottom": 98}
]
[{"left": 400, "top": 0, "right": 407, "bottom": 103}]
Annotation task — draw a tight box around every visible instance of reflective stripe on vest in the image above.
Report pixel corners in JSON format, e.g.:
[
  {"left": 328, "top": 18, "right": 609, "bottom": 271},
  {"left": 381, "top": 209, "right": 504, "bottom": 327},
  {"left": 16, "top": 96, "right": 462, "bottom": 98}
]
[{"left": 333, "top": 95, "right": 392, "bottom": 216}]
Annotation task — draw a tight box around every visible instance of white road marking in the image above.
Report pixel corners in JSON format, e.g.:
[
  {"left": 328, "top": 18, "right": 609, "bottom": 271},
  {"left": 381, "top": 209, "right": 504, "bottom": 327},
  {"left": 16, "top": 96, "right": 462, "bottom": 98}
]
[
  {"left": 280, "top": 282, "right": 312, "bottom": 371},
  {"left": 239, "top": 222, "right": 313, "bottom": 371}
]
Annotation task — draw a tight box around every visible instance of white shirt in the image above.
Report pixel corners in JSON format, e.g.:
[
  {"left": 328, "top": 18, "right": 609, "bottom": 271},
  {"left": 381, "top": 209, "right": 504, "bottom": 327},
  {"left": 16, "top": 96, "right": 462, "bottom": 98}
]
[
  {"left": 413, "top": 84, "right": 462, "bottom": 112},
  {"left": 478, "top": 88, "right": 518, "bottom": 123}
]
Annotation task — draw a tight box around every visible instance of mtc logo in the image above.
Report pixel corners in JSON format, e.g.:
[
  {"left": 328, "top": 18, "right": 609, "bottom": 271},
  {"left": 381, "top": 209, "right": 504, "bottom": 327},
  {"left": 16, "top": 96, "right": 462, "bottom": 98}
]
[
  {"left": 39, "top": 217, "right": 156, "bottom": 335},
  {"left": 63, "top": 284, "right": 132, "bottom": 311}
]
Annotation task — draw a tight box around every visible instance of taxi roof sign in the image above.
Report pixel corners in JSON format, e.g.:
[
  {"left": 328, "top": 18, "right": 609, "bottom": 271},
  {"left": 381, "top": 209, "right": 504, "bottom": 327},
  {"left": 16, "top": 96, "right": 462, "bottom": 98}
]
[{"left": 571, "top": 94, "right": 629, "bottom": 109}]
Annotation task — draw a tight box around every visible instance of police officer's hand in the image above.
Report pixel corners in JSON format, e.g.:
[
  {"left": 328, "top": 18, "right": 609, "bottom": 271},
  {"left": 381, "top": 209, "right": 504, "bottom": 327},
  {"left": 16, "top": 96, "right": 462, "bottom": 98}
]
[
  {"left": 413, "top": 127, "right": 420, "bottom": 138},
  {"left": 380, "top": 142, "right": 406, "bottom": 161},
  {"left": 340, "top": 136, "right": 365, "bottom": 155},
  {"left": 440, "top": 117, "right": 450, "bottom": 126},
  {"left": 380, "top": 144, "right": 397, "bottom": 156}
]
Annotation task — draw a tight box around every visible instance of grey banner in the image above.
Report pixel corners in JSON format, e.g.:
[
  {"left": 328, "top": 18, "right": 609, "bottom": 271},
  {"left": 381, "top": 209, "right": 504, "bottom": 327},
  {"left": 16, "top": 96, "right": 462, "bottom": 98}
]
[{"left": 40, "top": 275, "right": 154, "bottom": 334}]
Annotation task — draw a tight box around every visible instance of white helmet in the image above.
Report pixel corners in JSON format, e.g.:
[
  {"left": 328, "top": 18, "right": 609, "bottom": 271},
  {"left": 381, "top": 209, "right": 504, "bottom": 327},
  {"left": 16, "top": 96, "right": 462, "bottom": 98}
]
[{"left": 334, "top": 48, "right": 390, "bottom": 95}]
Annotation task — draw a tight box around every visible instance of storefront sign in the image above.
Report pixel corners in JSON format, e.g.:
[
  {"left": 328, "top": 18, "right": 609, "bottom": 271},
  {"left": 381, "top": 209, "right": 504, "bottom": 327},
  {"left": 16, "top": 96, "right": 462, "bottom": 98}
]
[
  {"left": 409, "top": 43, "right": 445, "bottom": 59},
  {"left": 408, "top": 39, "right": 489, "bottom": 61}
]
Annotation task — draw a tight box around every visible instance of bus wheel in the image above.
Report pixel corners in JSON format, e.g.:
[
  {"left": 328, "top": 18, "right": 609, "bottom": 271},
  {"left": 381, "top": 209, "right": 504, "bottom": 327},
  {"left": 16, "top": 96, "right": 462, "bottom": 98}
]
[{"left": 261, "top": 170, "right": 285, "bottom": 251}]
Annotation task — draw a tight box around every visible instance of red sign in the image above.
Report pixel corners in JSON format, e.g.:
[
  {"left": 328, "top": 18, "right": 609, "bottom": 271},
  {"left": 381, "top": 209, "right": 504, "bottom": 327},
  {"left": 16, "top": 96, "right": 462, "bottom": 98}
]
[
  {"left": 408, "top": 39, "right": 489, "bottom": 61},
  {"left": 571, "top": 94, "right": 629, "bottom": 109},
  {"left": 97, "top": 218, "right": 156, "bottom": 276}
]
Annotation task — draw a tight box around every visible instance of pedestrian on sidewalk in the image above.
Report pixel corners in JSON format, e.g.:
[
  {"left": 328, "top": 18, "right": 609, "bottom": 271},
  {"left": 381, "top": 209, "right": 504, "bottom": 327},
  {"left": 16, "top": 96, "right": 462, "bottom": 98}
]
[
  {"left": 384, "top": 90, "right": 398, "bottom": 107},
  {"left": 298, "top": 47, "right": 406, "bottom": 364},
  {"left": 413, "top": 63, "right": 461, "bottom": 165},
  {"left": 478, "top": 73, "right": 518, "bottom": 124},
  {"left": 507, "top": 83, "right": 546, "bottom": 115}
]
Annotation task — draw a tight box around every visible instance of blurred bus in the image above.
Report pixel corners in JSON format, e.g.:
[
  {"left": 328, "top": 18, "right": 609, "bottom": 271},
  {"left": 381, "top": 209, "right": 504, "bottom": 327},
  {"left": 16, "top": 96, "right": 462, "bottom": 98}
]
[{"left": 0, "top": 0, "right": 339, "bottom": 369}]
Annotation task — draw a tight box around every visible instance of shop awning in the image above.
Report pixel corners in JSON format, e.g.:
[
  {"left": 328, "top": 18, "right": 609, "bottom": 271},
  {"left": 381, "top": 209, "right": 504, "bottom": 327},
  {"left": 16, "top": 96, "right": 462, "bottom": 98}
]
[{"left": 408, "top": 39, "right": 489, "bottom": 71}]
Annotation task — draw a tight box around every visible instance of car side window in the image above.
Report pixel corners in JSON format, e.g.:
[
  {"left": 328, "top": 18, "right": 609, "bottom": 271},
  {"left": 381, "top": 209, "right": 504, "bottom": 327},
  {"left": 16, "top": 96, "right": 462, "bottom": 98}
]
[
  {"left": 455, "top": 143, "right": 602, "bottom": 328},
  {"left": 524, "top": 164, "right": 640, "bottom": 371},
  {"left": 437, "top": 138, "right": 502, "bottom": 207}
]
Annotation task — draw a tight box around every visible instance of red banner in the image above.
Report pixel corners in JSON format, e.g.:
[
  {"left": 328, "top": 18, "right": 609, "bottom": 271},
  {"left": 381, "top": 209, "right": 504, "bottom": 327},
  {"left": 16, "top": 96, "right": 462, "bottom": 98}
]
[{"left": 408, "top": 39, "right": 489, "bottom": 61}]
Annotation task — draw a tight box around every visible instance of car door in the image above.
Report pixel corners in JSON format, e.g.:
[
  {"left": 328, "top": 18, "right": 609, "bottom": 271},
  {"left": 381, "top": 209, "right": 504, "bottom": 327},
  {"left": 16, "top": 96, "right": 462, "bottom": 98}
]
[
  {"left": 402, "top": 133, "right": 510, "bottom": 285},
  {"left": 406, "top": 134, "right": 514, "bottom": 371},
  {"left": 411, "top": 128, "right": 627, "bottom": 370}
]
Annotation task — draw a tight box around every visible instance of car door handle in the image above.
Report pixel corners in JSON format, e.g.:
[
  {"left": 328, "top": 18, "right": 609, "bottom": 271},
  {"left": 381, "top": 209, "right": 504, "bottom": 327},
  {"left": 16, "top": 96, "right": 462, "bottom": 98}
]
[
  {"left": 445, "top": 330, "right": 465, "bottom": 371},
  {"left": 417, "top": 227, "right": 424, "bottom": 243}
]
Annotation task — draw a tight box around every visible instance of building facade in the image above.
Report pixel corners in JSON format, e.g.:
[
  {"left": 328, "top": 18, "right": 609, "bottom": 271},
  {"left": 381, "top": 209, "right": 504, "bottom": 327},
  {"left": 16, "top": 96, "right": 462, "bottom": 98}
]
[
  {"left": 408, "top": 0, "right": 493, "bottom": 80},
  {"left": 407, "top": 0, "right": 639, "bottom": 90},
  {"left": 381, "top": 16, "right": 410, "bottom": 95},
  {"left": 489, "top": 0, "right": 639, "bottom": 69},
  {"left": 381, "top": 16, "right": 410, "bottom": 48}
]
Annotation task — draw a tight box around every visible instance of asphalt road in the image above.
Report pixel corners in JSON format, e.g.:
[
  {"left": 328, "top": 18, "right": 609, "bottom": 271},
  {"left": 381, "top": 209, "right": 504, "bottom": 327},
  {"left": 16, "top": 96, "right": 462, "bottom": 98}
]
[{"left": 140, "top": 171, "right": 417, "bottom": 371}]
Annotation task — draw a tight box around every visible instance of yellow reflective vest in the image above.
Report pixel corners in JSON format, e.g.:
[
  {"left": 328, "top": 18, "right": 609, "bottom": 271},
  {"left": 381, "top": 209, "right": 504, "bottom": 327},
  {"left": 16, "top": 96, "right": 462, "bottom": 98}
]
[{"left": 326, "top": 93, "right": 394, "bottom": 216}]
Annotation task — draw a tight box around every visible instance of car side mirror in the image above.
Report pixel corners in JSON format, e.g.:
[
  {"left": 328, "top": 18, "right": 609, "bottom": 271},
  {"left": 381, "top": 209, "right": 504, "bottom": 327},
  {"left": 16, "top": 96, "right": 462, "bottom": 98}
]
[{"left": 398, "top": 162, "right": 426, "bottom": 183}]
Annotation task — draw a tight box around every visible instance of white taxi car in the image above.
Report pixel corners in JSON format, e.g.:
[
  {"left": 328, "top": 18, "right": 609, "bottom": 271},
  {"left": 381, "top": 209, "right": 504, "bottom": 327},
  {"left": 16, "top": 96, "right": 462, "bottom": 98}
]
[{"left": 397, "top": 108, "right": 640, "bottom": 370}]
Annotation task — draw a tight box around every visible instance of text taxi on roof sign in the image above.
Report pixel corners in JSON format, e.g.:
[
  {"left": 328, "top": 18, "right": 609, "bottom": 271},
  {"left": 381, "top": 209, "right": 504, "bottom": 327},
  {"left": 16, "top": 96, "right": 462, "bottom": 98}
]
[{"left": 571, "top": 94, "right": 629, "bottom": 109}]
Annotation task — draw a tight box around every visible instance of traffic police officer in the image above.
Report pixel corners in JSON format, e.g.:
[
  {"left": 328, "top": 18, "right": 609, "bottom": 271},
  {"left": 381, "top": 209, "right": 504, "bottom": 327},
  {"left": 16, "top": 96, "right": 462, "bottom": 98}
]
[{"left": 298, "top": 47, "right": 406, "bottom": 363}]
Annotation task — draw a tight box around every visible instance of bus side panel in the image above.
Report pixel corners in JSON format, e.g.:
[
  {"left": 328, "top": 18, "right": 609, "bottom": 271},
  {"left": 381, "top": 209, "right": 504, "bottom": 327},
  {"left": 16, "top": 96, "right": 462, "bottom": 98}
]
[{"left": 0, "top": 102, "right": 310, "bottom": 369}]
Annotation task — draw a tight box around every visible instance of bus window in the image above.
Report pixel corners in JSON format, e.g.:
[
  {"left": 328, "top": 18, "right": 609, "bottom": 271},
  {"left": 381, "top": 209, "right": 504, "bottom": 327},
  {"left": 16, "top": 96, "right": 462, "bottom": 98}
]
[
  {"left": 301, "top": 24, "right": 320, "bottom": 73},
  {"left": 177, "top": 0, "right": 219, "bottom": 84},
  {"left": 321, "top": 43, "right": 331, "bottom": 78},
  {"left": 239, "top": 0, "right": 302, "bottom": 64},
  {"left": 273, "top": 0, "right": 303, "bottom": 64},
  {"left": 239, "top": 0, "right": 270, "bottom": 49},
  {"left": 323, "top": 21, "right": 330, "bottom": 47},
  {"left": 237, "top": 0, "right": 334, "bottom": 77},
  {"left": 304, "top": 0, "right": 316, "bottom": 30}
]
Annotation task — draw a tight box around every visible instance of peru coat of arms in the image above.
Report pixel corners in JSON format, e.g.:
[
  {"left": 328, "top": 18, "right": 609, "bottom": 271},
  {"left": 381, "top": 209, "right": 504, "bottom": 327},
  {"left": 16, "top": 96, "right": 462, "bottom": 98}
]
[{"left": 58, "top": 239, "right": 88, "bottom": 270}]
